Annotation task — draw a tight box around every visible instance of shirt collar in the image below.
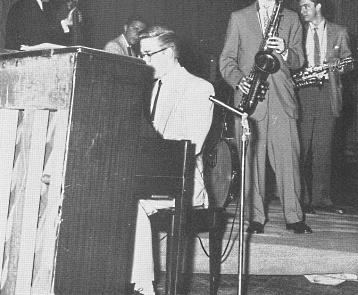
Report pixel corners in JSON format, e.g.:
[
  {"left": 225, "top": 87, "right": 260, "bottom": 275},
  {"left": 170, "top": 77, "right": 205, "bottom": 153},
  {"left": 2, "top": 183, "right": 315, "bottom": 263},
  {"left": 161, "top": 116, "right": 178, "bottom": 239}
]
[
  {"left": 257, "top": 0, "right": 275, "bottom": 10},
  {"left": 309, "top": 19, "right": 326, "bottom": 31}
]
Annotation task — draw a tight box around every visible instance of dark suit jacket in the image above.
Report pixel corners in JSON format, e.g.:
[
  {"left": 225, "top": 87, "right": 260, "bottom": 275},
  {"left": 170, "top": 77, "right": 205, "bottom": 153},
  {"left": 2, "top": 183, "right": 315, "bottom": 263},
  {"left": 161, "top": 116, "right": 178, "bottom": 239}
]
[
  {"left": 302, "top": 21, "right": 352, "bottom": 117},
  {"left": 220, "top": 2, "right": 305, "bottom": 121},
  {"left": 5, "top": 0, "right": 68, "bottom": 50}
]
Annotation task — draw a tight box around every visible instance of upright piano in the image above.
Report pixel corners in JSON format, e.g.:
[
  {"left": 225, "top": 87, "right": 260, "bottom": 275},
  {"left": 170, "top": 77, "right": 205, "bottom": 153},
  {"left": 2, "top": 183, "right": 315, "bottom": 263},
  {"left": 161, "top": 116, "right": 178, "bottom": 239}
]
[{"left": 0, "top": 46, "right": 156, "bottom": 295}]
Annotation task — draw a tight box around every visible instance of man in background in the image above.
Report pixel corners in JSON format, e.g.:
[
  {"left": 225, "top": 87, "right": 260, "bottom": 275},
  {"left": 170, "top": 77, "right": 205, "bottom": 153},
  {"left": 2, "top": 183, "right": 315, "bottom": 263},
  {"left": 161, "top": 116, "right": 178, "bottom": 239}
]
[
  {"left": 104, "top": 15, "right": 146, "bottom": 57},
  {"left": 298, "top": 0, "right": 353, "bottom": 214},
  {"left": 5, "top": 0, "right": 76, "bottom": 50}
]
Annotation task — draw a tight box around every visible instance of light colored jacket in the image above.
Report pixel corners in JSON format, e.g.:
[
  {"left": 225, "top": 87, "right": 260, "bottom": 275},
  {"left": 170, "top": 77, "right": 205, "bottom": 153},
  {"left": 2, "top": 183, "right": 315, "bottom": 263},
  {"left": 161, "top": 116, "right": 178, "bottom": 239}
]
[
  {"left": 152, "top": 64, "right": 214, "bottom": 206},
  {"left": 104, "top": 34, "right": 132, "bottom": 56},
  {"left": 220, "top": 2, "right": 305, "bottom": 120}
]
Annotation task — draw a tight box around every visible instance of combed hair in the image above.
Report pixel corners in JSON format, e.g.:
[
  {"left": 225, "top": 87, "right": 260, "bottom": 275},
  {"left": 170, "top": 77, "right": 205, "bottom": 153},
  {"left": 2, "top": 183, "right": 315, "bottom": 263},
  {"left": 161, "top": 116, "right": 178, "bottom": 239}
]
[
  {"left": 125, "top": 14, "right": 147, "bottom": 26},
  {"left": 140, "top": 26, "right": 180, "bottom": 58}
]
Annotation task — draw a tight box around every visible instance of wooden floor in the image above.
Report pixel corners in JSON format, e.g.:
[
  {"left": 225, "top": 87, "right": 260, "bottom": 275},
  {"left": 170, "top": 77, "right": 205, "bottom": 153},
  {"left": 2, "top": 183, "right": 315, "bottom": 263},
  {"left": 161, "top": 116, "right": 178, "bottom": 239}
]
[
  {"left": 155, "top": 162, "right": 358, "bottom": 294},
  {"left": 156, "top": 272, "right": 358, "bottom": 295}
]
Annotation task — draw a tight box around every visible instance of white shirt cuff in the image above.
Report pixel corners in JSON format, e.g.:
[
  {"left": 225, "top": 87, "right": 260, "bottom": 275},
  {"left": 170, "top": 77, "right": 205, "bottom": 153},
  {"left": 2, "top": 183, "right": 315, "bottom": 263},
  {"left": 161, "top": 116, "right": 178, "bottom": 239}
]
[{"left": 61, "top": 20, "right": 70, "bottom": 33}]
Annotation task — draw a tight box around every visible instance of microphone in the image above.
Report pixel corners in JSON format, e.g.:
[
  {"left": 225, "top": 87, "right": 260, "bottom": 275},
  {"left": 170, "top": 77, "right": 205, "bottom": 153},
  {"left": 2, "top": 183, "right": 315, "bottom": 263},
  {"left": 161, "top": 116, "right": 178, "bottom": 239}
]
[{"left": 209, "top": 95, "right": 243, "bottom": 117}]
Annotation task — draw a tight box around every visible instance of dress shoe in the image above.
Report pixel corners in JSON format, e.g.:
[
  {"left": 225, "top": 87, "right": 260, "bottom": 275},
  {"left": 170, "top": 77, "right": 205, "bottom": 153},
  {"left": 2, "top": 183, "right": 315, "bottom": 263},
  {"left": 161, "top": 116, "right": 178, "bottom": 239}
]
[
  {"left": 247, "top": 221, "right": 264, "bottom": 234},
  {"left": 133, "top": 290, "right": 144, "bottom": 295},
  {"left": 302, "top": 204, "right": 316, "bottom": 214},
  {"left": 313, "top": 204, "right": 346, "bottom": 214},
  {"left": 286, "top": 221, "right": 312, "bottom": 234}
]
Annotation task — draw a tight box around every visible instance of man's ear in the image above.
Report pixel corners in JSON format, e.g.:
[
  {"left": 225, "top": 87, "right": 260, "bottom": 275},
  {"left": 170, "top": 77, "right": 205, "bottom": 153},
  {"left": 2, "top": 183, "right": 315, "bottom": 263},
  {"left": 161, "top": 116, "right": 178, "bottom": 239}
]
[
  {"left": 316, "top": 3, "right": 322, "bottom": 14},
  {"left": 166, "top": 47, "right": 175, "bottom": 59},
  {"left": 124, "top": 25, "right": 128, "bottom": 33}
]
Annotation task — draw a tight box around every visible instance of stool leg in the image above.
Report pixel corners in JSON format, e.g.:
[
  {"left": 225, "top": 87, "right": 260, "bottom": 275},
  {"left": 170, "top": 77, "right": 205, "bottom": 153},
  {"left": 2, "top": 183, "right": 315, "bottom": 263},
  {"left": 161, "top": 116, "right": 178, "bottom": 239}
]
[
  {"left": 209, "top": 213, "right": 222, "bottom": 295},
  {"left": 166, "top": 212, "right": 186, "bottom": 295}
]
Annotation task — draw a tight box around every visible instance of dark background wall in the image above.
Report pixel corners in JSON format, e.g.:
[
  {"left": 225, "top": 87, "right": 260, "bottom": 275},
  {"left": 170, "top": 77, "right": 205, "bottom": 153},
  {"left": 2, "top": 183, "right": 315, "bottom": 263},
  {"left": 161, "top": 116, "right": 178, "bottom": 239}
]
[
  {"left": 1, "top": 0, "right": 357, "bottom": 79},
  {"left": 0, "top": 0, "right": 357, "bottom": 161}
]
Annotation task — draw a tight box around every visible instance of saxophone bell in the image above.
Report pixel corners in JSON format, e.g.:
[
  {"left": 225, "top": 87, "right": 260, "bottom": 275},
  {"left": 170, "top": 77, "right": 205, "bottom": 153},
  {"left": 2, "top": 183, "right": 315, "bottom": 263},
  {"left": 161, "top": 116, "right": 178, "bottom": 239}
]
[{"left": 255, "top": 50, "right": 280, "bottom": 74}]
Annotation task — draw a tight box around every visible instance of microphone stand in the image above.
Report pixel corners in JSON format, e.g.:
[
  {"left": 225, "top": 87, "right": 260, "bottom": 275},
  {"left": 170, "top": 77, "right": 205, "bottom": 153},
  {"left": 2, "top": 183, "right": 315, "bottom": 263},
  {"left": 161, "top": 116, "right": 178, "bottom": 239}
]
[
  {"left": 209, "top": 96, "right": 250, "bottom": 295},
  {"left": 238, "top": 113, "right": 249, "bottom": 295}
]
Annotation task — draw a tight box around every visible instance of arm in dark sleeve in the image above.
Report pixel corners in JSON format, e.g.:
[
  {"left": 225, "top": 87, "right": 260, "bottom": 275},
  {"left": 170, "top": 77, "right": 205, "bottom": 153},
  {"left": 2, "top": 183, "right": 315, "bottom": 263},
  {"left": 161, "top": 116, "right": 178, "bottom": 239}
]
[{"left": 5, "top": 7, "right": 21, "bottom": 50}]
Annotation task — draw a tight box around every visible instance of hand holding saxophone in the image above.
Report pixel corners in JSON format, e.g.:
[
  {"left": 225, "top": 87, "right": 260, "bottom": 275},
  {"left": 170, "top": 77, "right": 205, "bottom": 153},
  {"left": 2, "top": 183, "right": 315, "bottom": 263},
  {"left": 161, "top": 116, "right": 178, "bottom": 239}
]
[
  {"left": 266, "top": 37, "right": 287, "bottom": 55},
  {"left": 330, "top": 58, "right": 346, "bottom": 73},
  {"left": 236, "top": 76, "right": 251, "bottom": 94},
  {"left": 235, "top": 0, "right": 284, "bottom": 116}
]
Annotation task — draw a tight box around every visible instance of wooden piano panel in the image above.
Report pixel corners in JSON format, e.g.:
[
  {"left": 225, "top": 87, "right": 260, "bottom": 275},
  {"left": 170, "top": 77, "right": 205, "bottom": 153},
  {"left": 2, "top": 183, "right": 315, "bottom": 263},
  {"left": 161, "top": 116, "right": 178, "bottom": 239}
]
[
  {"left": 0, "top": 109, "right": 68, "bottom": 295},
  {"left": 53, "top": 49, "right": 153, "bottom": 295}
]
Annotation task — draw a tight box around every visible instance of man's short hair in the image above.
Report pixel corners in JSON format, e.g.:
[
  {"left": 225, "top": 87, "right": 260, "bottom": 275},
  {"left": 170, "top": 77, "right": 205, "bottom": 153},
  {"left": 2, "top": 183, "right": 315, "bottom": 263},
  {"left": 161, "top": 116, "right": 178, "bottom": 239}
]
[
  {"left": 139, "top": 26, "right": 180, "bottom": 58},
  {"left": 125, "top": 14, "right": 147, "bottom": 26}
]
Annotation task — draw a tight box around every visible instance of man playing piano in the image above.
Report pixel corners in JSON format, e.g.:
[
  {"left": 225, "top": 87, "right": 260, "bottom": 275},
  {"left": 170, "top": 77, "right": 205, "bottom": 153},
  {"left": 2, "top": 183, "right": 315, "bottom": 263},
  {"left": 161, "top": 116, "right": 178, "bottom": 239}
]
[{"left": 131, "top": 25, "right": 214, "bottom": 295}]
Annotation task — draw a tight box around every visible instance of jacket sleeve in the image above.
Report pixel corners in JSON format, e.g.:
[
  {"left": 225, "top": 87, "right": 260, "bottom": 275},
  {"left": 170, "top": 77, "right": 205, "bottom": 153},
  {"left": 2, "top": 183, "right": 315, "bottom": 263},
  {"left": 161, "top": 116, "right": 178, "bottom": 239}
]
[
  {"left": 184, "top": 82, "right": 214, "bottom": 155},
  {"left": 337, "top": 27, "right": 352, "bottom": 72},
  {"left": 339, "top": 28, "right": 353, "bottom": 74},
  {"left": 338, "top": 28, "right": 352, "bottom": 58},
  {"left": 219, "top": 13, "right": 245, "bottom": 89},
  {"left": 5, "top": 7, "right": 21, "bottom": 50},
  {"left": 283, "top": 12, "right": 305, "bottom": 70}
]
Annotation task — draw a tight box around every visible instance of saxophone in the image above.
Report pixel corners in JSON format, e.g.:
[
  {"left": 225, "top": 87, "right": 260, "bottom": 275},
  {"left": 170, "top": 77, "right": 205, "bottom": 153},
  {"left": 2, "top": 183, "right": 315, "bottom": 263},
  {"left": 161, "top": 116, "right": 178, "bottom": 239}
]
[
  {"left": 292, "top": 57, "right": 355, "bottom": 88},
  {"left": 237, "top": 0, "right": 284, "bottom": 116}
]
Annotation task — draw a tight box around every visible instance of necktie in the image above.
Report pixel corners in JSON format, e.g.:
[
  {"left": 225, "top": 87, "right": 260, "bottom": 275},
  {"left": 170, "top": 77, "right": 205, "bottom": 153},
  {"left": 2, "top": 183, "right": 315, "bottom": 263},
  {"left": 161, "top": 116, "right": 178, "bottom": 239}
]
[
  {"left": 313, "top": 28, "right": 320, "bottom": 66},
  {"left": 151, "top": 80, "right": 162, "bottom": 121},
  {"left": 127, "top": 46, "right": 132, "bottom": 56}
]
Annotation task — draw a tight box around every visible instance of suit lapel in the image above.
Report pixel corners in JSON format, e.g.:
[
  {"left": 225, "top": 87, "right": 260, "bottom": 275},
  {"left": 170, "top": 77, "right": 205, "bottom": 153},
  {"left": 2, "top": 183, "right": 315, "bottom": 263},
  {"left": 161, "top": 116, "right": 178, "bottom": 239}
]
[
  {"left": 118, "top": 35, "right": 130, "bottom": 56},
  {"left": 249, "top": 3, "right": 264, "bottom": 38}
]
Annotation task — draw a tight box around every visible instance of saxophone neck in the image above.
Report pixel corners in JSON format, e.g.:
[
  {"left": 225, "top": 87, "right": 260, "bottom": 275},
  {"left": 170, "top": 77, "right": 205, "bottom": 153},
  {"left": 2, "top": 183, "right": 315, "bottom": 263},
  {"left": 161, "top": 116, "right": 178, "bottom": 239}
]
[{"left": 259, "top": 1, "right": 283, "bottom": 51}]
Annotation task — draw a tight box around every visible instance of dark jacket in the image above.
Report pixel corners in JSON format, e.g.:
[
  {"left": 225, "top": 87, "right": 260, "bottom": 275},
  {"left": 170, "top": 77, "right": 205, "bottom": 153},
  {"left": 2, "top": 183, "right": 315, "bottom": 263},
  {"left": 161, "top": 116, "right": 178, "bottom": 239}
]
[
  {"left": 5, "top": 0, "right": 68, "bottom": 50},
  {"left": 302, "top": 21, "right": 352, "bottom": 116}
]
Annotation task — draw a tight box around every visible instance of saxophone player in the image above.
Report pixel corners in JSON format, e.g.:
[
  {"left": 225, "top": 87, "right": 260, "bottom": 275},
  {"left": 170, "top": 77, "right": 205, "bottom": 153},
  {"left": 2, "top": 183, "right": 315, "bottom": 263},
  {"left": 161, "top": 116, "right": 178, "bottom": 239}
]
[
  {"left": 298, "top": 0, "right": 352, "bottom": 214},
  {"left": 220, "top": 0, "right": 312, "bottom": 234}
]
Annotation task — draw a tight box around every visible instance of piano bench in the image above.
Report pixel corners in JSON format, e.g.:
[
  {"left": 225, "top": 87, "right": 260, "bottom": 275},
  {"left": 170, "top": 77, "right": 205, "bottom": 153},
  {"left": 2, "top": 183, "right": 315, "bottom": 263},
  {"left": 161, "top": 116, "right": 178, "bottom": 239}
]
[{"left": 150, "top": 206, "right": 228, "bottom": 295}]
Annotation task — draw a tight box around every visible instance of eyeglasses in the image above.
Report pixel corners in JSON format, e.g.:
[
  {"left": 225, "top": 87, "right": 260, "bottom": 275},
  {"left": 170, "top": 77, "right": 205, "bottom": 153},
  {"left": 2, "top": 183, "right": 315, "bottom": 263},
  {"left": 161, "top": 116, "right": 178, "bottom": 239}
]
[
  {"left": 139, "top": 47, "right": 168, "bottom": 60},
  {"left": 129, "top": 26, "right": 142, "bottom": 33}
]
